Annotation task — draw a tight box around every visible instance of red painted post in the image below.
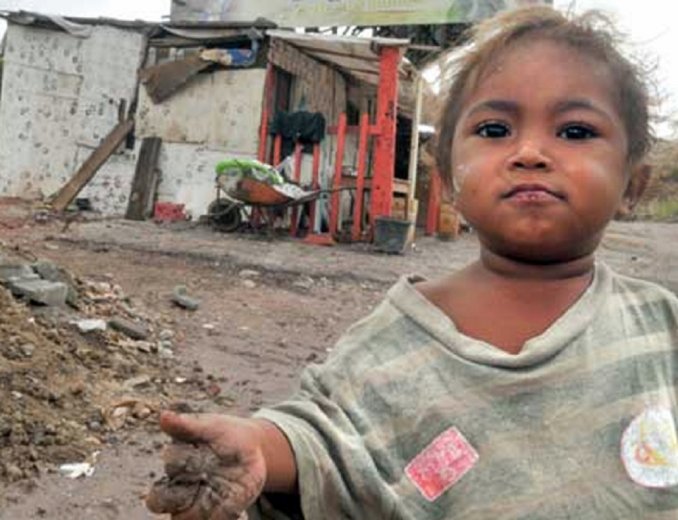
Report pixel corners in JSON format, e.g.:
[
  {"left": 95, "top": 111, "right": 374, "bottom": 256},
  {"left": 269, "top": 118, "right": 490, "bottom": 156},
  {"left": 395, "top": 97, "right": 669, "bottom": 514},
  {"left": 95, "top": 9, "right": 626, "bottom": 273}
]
[
  {"left": 309, "top": 143, "right": 321, "bottom": 232},
  {"left": 290, "top": 142, "right": 303, "bottom": 236},
  {"left": 258, "top": 108, "right": 269, "bottom": 163},
  {"left": 330, "top": 113, "right": 347, "bottom": 237},
  {"left": 352, "top": 112, "right": 370, "bottom": 241},
  {"left": 426, "top": 167, "right": 442, "bottom": 235},
  {"left": 273, "top": 135, "right": 282, "bottom": 166},
  {"left": 370, "top": 46, "right": 400, "bottom": 224}
]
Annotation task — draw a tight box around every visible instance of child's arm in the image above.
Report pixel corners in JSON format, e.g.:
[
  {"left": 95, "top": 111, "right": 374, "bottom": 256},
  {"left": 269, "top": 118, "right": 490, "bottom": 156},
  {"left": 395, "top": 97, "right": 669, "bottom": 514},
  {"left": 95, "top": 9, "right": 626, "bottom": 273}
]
[{"left": 145, "top": 411, "right": 297, "bottom": 517}]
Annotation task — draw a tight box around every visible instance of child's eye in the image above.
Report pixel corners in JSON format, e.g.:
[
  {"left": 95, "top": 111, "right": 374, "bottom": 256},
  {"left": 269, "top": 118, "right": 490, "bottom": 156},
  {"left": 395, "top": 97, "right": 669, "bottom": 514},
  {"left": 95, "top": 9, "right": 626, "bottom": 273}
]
[
  {"left": 557, "top": 124, "right": 598, "bottom": 140},
  {"left": 475, "top": 122, "right": 511, "bottom": 138}
]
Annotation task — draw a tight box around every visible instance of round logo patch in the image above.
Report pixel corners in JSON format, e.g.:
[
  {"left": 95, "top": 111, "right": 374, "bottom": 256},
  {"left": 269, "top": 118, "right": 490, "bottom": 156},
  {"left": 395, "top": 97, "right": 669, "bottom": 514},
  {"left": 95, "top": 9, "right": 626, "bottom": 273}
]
[{"left": 621, "top": 407, "right": 678, "bottom": 488}]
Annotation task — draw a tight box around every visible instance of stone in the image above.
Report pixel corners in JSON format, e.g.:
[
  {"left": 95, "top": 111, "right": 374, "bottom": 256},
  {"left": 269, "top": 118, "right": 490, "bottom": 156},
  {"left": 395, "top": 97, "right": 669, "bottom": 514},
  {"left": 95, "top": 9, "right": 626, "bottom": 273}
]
[
  {"left": 31, "top": 260, "right": 79, "bottom": 306},
  {"left": 19, "top": 343, "right": 35, "bottom": 358},
  {"left": 10, "top": 279, "right": 68, "bottom": 306},
  {"left": 108, "top": 317, "right": 150, "bottom": 340},
  {"left": 242, "top": 279, "right": 257, "bottom": 289},
  {"left": 238, "top": 269, "right": 261, "bottom": 279},
  {"left": 171, "top": 286, "right": 200, "bottom": 311}
]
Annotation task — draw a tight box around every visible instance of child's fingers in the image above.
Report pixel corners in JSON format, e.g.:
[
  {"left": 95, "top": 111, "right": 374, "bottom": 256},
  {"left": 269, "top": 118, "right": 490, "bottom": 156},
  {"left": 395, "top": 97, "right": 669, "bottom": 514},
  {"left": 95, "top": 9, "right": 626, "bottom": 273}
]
[{"left": 160, "top": 411, "right": 222, "bottom": 443}]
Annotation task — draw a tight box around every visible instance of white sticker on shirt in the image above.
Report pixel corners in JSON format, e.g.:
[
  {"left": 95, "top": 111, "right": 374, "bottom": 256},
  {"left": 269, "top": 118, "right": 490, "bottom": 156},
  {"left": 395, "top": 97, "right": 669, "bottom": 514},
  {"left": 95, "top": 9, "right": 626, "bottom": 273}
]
[{"left": 621, "top": 407, "right": 678, "bottom": 488}]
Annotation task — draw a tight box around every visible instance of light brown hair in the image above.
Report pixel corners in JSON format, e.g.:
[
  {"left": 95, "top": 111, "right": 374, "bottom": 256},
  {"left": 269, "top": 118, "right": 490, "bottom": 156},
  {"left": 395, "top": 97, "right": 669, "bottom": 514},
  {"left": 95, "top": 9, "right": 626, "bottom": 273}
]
[{"left": 435, "top": 6, "right": 653, "bottom": 193}]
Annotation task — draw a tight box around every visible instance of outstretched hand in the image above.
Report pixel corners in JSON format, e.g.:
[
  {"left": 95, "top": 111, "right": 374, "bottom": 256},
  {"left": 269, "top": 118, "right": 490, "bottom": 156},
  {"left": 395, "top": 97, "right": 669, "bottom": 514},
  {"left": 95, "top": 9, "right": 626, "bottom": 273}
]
[{"left": 146, "top": 411, "right": 267, "bottom": 520}]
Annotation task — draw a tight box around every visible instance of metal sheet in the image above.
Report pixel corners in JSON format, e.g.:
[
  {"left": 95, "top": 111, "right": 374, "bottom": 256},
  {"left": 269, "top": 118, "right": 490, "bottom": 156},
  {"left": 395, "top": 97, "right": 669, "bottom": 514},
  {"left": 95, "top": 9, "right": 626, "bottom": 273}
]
[{"left": 171, "top": 0, "right": 552, "bottom": 26}]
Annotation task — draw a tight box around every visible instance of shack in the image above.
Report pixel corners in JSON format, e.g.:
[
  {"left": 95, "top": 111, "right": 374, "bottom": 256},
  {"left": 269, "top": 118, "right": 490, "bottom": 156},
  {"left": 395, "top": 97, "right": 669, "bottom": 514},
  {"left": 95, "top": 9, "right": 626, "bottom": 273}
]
[{"left": 0, "top": 11, "right": 423, "bottom": 239}]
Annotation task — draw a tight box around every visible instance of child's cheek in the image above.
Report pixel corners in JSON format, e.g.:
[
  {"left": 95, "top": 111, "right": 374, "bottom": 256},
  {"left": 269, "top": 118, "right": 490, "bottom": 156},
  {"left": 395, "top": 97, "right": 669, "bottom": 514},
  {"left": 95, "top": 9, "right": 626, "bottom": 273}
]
[{"left": 453, "top": 163, "right": 473, "bottom": 194}]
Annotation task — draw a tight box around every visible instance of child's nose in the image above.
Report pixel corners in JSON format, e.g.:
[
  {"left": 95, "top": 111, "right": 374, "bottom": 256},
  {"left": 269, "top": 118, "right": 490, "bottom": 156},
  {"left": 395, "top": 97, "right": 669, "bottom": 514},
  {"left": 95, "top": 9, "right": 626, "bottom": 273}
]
[{"left": 508, "top": 141, "right": 552, "bottom": 172}]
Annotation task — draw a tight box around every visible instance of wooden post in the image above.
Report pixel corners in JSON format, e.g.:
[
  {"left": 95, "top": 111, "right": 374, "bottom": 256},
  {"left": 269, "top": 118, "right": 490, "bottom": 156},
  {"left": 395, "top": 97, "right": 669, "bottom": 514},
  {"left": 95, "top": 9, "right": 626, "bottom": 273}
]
[
  {"left": 329, "top": 113, "right": 347, "bottom": 237},
  {"left": 352, "top": 112, "right": 370, "bottom": 241},
  {"left": 52, "top": 119, "right": 135, "bottom": 212},
  {"left": 426, "top": 167, "right": 442, "bottom": 236},
  {"left": 370, "top": 46, "right": 400, "bottom": 223},
  {"left": 126, "top": 137, "right": 162, "bottom": 220}
]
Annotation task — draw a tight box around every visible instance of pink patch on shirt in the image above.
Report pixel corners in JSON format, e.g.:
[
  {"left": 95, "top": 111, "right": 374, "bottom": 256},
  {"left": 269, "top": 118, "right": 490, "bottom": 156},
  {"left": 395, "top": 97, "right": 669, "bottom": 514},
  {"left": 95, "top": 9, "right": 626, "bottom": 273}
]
[{"left": 405, "top": 427, "right": 479, "bottom": 501}]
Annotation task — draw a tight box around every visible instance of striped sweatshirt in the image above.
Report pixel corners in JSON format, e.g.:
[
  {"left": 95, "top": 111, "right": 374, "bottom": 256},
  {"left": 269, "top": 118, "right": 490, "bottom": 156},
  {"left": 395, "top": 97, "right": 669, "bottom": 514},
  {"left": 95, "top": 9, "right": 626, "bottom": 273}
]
[{"left": 252, "top": 262, "right": 678, "bottom": 519}]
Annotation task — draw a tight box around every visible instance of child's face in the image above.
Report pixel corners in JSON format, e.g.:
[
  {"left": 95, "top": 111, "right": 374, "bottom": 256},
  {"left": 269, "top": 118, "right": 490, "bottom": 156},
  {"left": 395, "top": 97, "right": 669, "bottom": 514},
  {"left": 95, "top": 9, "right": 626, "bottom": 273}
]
[{"left": 450, "top": 39, "right": 630, "bottom": 263}]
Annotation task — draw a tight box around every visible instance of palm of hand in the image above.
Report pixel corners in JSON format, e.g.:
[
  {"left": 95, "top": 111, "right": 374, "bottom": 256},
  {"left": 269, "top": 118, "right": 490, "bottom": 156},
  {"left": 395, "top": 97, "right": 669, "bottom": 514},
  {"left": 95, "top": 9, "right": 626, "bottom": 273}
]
[{"left": 146, "top": 419, "right": 266, "bottom": 520}]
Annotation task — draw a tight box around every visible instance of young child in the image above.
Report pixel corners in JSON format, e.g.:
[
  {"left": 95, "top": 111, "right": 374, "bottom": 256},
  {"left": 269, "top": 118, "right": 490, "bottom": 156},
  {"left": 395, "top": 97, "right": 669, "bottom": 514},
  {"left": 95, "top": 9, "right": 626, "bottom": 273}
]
[{"left": 146, "top": 6, "right": 678, "bottom": 519}]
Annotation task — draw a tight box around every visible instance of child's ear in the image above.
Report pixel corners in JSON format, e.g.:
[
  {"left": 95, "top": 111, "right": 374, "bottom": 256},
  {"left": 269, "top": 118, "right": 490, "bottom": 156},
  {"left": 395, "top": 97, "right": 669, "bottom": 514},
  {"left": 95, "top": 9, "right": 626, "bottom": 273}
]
[{"left": 617, "top": 163, "right": 651, "bottom": 217}]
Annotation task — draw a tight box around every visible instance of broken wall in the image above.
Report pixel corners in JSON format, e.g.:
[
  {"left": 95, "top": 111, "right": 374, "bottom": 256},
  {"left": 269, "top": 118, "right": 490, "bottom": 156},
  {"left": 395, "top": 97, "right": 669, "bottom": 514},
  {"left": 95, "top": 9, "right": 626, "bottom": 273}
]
[
  {"left": 0, "top": 23, "right": 146, "bottom": 215},
  {"left": 136, "top": 68, "right": 267, "bottom": 219}
]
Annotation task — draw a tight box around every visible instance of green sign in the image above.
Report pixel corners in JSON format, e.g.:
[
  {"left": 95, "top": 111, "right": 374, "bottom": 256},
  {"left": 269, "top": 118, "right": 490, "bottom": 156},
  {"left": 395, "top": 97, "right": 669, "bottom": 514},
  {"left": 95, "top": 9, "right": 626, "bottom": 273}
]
[{"left": 171, "top": 0, "right": 553, "bottom": 26}]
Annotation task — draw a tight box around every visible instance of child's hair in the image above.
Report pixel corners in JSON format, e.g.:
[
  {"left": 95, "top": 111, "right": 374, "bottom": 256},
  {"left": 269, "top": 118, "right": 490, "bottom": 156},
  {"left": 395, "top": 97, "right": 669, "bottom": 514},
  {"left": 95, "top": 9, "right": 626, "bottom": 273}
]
[{"left": 435, "top": 6, "right": 652, "bottom": 193}]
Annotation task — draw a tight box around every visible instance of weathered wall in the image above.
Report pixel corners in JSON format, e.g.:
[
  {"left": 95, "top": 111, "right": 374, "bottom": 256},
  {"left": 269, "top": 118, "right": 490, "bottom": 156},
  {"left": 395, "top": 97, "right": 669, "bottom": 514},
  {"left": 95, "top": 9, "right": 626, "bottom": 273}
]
[
  {"left": 136, "top": 68, "right": 267, "bottom": 218},
  {"left": 0, "top": 23, "right": 145, "bottom": 214},
  {"left": 269, "top": 38, "right": 346, "bottom": 125}
]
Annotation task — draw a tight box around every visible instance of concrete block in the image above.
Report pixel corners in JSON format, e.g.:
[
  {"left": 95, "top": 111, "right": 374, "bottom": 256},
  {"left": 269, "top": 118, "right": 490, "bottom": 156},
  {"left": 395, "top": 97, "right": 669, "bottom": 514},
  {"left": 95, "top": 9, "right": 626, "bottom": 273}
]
[
  {"left": 0, "top": 262, "right": 35, "bottom": 283},
  {"left": 10, "top": 279, "right": 68, "bottom": 306}
]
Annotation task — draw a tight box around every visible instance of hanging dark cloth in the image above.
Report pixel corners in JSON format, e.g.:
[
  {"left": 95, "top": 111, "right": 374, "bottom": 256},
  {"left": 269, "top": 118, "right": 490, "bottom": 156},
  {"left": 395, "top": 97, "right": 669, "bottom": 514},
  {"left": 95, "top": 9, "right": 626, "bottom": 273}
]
[{"left": 270, "top": 111, "right": 326, "bottom": 157}]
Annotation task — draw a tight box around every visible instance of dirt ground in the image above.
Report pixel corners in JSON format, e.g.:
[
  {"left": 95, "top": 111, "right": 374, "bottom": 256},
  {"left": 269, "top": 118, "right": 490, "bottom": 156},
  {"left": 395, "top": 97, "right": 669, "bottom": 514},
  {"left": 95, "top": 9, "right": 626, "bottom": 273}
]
[{"left": 0, "top": 200, "right": 676, "bottom": 519}]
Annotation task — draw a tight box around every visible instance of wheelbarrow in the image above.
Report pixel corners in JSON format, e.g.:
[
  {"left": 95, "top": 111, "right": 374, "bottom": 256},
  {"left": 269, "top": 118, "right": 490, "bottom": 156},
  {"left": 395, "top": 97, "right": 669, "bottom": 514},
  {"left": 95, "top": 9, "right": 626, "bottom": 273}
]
[{"left": 207, "top": 165, "right": 350, "bottom": 233}]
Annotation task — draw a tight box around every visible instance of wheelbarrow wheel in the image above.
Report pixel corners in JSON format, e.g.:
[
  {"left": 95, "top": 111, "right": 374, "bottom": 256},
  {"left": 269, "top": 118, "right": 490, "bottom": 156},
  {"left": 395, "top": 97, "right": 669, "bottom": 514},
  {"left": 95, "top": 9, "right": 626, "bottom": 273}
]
[{"left": 208, "top": 199, "right": 242, "bottom": 233}]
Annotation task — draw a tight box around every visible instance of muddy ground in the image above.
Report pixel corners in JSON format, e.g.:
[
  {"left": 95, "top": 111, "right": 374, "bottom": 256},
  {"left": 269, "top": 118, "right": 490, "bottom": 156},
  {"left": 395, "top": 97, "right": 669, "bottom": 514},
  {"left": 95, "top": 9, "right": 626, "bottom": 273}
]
[{"left": 0, "top": 202, "right": 676, "bottom": 519}]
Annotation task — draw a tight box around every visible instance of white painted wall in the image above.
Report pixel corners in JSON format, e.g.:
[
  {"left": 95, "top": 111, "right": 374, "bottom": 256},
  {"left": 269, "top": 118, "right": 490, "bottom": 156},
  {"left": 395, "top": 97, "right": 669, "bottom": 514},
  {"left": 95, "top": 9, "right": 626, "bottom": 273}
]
[
  {"left": 0, "top": 23, "right": 145, "bottom": 214},
  {"left": 137, "top": 68, "right": 266, "bottom": 218}
]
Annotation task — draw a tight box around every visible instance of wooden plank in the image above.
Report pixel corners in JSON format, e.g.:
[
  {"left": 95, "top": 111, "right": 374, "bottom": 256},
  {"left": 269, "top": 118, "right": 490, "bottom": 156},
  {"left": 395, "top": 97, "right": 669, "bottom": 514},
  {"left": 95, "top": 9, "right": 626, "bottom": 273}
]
[
  {"left": 352, "top": 112, "right": 370, "bottom": 241},
  {"left": 408, "top": 75, "right": 424, "bottom": 203},
  {"left": 329, "top": 113, "right": 347, "bottom": 237},
  {"left": 125, "top": 137, "right": 162, "bottom": 221},
  {"left": 310, "top": 143, "right": 321, "bottom": 232},
  {"left": 51, "top": 119, "right": 135, "bottom": 212}
]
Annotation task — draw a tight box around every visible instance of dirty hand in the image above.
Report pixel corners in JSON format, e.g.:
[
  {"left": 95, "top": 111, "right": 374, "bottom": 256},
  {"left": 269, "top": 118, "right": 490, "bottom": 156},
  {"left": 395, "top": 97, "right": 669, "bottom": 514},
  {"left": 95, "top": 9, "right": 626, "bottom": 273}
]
[{"left": 146, "top": 411, "right": 267, "bottom": 520}]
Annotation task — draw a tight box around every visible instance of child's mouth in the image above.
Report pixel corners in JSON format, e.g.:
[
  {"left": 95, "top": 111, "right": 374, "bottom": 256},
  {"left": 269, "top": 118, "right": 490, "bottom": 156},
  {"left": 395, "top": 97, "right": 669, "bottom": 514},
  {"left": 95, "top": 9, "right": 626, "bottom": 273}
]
[{"left": 502, "top": 183, "right": 565, "bottom": 203}]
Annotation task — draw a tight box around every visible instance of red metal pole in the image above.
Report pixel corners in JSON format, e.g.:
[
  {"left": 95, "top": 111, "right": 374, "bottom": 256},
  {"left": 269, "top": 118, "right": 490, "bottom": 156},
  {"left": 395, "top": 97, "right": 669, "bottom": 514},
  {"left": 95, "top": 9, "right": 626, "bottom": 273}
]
[
  {"left": 370, "top": 46, "right": 400, "bottom": 224},
  {"left": 330, "top": 113, "right": 347, "bottom": 237},
  {"left": 310, "top": 143, "right": 321, "bottom": 232},
  {"left": 352, "top": 112, "right": 369, "bottom": 241},
  {"left": 426, "top": 167, "right": 442, "bottom": 236},
  {"left": 290, "top": 142, "right": 303, "bottom": 236}
]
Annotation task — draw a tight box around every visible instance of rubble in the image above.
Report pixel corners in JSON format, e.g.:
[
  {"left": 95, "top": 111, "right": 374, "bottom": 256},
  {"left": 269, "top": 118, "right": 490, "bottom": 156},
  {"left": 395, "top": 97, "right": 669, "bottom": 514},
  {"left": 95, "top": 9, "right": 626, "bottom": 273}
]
[{"left": 0, "top": 248, "right": 188, "bottom": 485}]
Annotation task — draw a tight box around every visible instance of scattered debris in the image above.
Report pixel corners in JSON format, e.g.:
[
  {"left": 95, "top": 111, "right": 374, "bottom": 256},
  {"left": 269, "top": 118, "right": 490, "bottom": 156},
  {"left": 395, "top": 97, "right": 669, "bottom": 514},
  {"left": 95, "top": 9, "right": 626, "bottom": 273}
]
[
  {"left": 109, "top": 317, "right": 150, "bottom": 341},
  {"left": 103, "top": 400, "right": 154, "bottom": 431},
  {"left": 58, "top": 452, "right": 100, "bottom": 479},
  {"left": 238, "top": 269, "right": 261, "bottom": 279},
  {"left": 242, "top": 279, "right": 257, "bottom": 289},
  {"left": 0, "top": 248, "right": 188, "bottom": 485},
  {"left": 72, "top": 319, "right": 107, "bottom": 333},
  {"left": 171, "top": 285, "right": 200, "bottom": 311}
]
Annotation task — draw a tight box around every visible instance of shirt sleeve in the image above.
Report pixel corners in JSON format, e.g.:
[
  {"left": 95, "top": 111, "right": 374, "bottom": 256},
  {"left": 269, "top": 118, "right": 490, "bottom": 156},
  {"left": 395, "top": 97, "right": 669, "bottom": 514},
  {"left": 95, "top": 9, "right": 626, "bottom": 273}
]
[{"left": 251, "top": 359, "right": 396, "bottom": 520}]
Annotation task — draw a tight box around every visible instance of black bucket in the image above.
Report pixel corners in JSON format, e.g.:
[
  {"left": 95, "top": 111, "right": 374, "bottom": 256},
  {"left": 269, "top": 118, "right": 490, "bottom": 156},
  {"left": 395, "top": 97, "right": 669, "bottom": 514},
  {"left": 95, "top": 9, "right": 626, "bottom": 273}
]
[{"left": 374, "top": 216, "right": 412, "bottom": 254}]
